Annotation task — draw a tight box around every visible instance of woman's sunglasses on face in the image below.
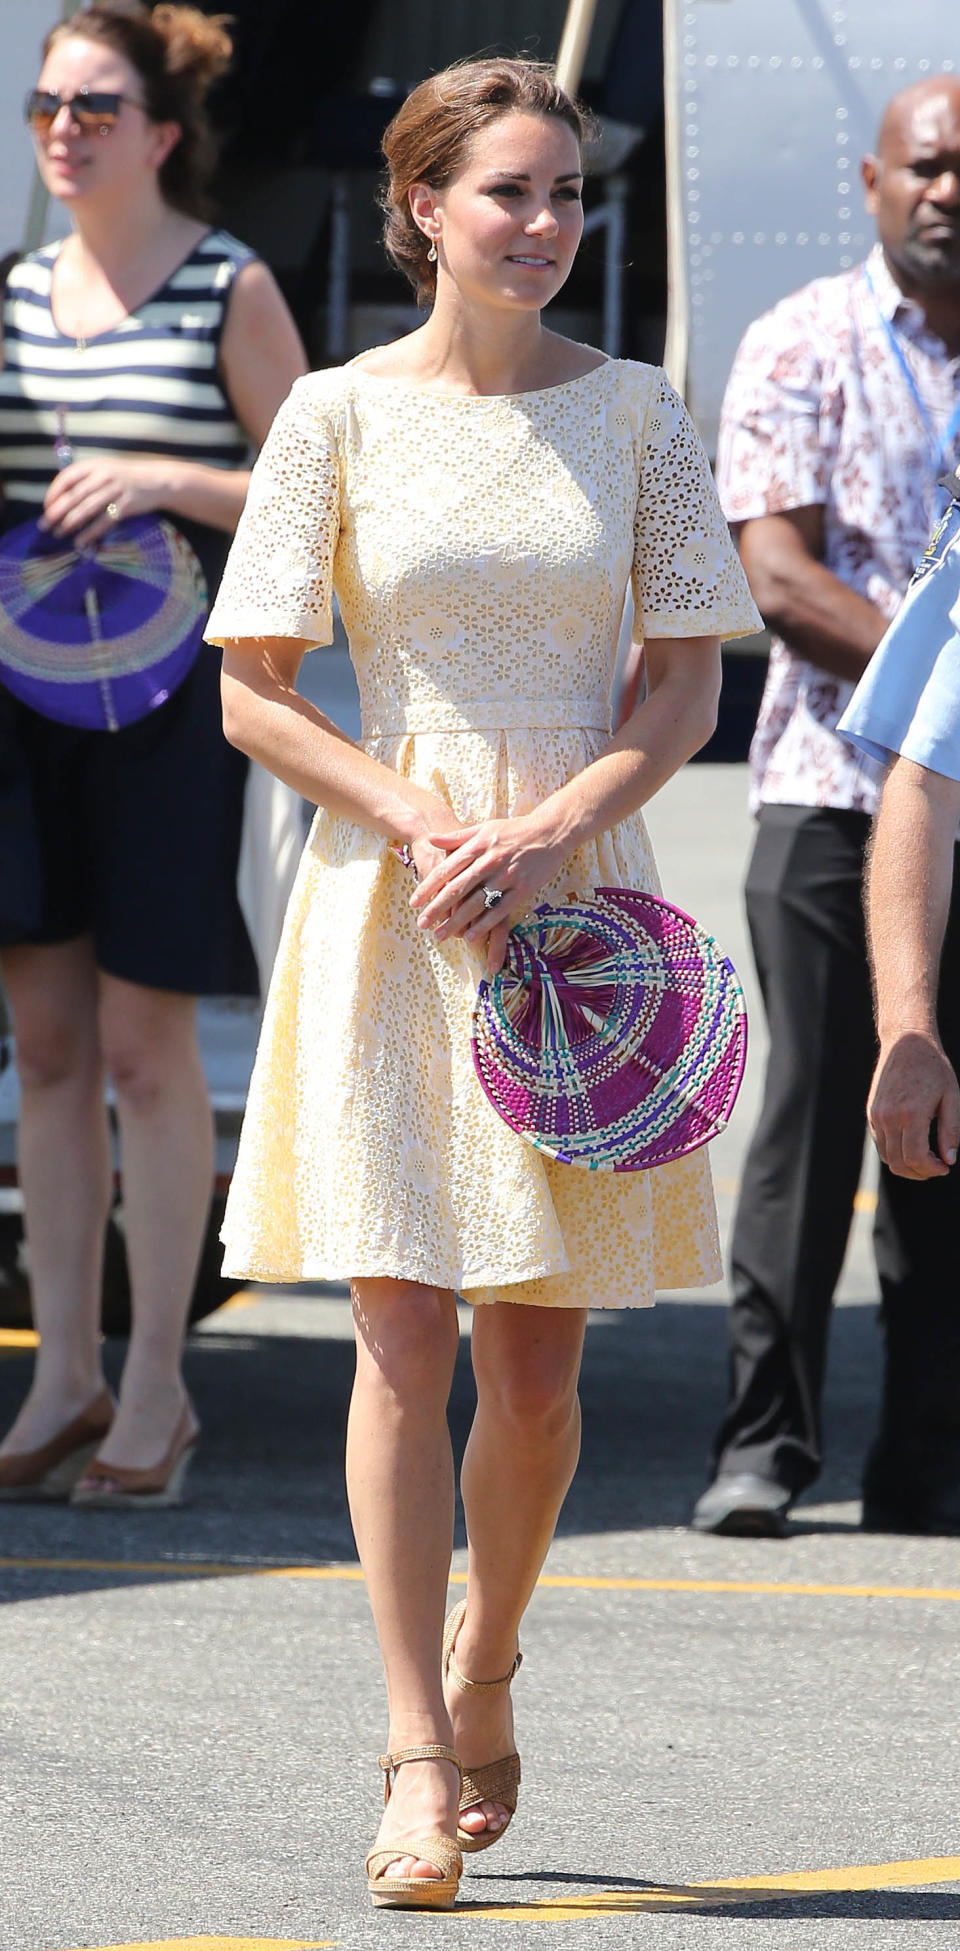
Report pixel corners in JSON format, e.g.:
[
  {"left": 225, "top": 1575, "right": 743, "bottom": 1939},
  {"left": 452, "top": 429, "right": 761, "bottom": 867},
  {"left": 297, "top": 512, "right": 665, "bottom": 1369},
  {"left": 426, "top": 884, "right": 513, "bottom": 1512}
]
[{"left": 24, "top": 88, "right": 144, "bottom": 137}]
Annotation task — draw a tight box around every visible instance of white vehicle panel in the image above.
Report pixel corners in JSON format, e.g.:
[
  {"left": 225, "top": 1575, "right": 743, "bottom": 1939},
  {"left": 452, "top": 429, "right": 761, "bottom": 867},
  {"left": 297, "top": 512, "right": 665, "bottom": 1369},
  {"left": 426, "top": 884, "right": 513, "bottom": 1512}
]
[
  {"left": 667, "top": 0, "right": 959, "bottom": 450},
  {"left": 0, "top": 1, "right": 71, "bottom": 259}
]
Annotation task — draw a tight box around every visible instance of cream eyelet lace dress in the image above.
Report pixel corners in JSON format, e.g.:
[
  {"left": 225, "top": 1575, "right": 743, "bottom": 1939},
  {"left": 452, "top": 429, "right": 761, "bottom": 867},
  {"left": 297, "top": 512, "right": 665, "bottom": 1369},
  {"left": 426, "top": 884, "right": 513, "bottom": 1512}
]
[{"left": 205, "top": 358, "right": 761, "bottom": 1307}]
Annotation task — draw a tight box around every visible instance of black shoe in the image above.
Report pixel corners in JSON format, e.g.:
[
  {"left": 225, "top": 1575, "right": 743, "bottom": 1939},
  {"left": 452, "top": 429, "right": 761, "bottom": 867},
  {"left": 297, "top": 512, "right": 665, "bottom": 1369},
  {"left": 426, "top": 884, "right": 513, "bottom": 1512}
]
[
  {"left": 690, "top": 1472, "right": 792, "bottom": 1537},
  {"left": 861, "top": 1487, "right": 960, "bottom": 1536}
]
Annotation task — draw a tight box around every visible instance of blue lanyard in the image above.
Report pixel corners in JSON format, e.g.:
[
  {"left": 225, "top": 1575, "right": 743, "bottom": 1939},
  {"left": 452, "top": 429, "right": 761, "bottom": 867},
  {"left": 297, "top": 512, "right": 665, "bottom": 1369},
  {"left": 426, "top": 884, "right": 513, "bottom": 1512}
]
[{"left": 864, "top": 263, "right": 960, "bottom": 496}]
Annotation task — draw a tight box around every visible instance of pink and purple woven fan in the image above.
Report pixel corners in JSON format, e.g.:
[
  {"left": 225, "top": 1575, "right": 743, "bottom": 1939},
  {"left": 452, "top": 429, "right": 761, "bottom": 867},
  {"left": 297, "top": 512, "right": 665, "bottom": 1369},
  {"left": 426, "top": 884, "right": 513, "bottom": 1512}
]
[
  {"left": 0, "top": 513, "right": 207, "bottom": 732},
  {"left": 470, "top": 888, "right": 747, "bottom": 1171}
]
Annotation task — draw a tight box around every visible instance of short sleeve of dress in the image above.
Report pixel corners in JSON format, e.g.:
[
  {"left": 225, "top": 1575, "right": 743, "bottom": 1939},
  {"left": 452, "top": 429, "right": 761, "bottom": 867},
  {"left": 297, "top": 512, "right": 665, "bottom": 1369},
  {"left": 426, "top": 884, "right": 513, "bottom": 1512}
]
[
  {"left": 715, "top": 300, "right": 828, "bottom": 523},
  {"left": 631, "top": 368, "right": 762, "bottom": 641},
  {"left": 205, "top": 374, "right": 340, "bottom": 647}
]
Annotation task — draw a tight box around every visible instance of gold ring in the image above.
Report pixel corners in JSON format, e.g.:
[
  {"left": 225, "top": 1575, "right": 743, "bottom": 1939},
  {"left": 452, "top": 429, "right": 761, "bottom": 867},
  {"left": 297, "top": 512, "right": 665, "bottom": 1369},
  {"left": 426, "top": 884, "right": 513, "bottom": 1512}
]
[{"left": 105, "top": 501, "right": 120, "bottom": 521}]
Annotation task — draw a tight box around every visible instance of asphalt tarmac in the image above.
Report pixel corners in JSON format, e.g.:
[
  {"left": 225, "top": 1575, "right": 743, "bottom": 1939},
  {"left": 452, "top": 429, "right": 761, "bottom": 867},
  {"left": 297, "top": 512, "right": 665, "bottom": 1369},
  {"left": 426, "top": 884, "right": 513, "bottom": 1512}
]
[{"left": 2, "top": 763, "right": 959, "bottom": 1951}]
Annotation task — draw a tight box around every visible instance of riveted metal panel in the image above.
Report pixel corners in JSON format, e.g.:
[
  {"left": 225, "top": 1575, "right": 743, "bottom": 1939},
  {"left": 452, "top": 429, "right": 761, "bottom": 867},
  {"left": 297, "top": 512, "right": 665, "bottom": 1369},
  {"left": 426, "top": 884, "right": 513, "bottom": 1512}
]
[{"left": 667, "top": 1, "right": 959, "bottom": 449}]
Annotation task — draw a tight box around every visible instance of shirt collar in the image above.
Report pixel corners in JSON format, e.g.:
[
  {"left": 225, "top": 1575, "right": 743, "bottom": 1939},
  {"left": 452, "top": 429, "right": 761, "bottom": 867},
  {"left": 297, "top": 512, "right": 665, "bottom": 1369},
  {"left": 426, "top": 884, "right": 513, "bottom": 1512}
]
[{"left": 865, "top": 242, "right": 925, "bottom": 326}]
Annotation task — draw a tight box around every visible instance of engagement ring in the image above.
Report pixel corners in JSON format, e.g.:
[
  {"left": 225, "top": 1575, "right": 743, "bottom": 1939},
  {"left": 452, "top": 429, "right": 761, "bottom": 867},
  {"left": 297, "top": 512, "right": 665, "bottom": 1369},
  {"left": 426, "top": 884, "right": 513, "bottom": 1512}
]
[
  {"left": 105, "top": 502, "right": 120, "bottom": 521},
  {"left": 482, "top": 887, "right": 504, "bottom": 910}
]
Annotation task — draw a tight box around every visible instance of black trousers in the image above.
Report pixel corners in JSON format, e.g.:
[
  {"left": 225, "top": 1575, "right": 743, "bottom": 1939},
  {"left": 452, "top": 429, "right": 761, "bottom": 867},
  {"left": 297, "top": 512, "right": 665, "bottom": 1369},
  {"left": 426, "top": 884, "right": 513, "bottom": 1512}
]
[{"left": 712, "top": 804, "right": 960, "bottom": 1503}]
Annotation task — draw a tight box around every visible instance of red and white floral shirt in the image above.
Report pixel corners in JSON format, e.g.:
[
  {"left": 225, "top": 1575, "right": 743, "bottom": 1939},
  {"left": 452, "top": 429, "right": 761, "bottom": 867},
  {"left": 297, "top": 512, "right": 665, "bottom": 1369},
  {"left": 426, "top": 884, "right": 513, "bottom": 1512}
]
[{"left": 716, "top": 245, "right": 960, "bottom": 813}]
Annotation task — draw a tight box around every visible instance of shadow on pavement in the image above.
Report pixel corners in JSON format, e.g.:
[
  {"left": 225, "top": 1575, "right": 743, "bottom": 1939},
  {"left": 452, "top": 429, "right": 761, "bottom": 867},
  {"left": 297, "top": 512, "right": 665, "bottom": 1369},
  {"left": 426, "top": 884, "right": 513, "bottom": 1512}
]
[
  {"left": 459, "top": 1871, "right": 960, "bottom": 1918},
  {"left": 0, "top": 1291, "right": 883, "bottom": 1601}
]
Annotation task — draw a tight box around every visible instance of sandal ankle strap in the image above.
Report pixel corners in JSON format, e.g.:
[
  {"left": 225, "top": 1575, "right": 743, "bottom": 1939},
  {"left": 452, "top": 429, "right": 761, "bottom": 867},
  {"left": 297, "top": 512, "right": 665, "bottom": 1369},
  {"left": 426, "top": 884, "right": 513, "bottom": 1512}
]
[
  {"left": 443, "top": 1599, "right": 523, "bottom": 1694},
  {"left": 378, "top": 1743, "right": 462, "bottom": 1805},
  {"left": 447, "top": 1645, "right": 523, "bottom": 1694}
]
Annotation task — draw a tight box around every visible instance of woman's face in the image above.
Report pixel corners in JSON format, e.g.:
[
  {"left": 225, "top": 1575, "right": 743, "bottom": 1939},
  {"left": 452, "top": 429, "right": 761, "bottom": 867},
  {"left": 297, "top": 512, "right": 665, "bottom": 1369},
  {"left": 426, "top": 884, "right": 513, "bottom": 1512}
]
[
  {"left": 32, "top": 35, "right": 178, "bottom": 206},
  {"left": 414, "top": 110, "right": 585, "bottom": 312}
]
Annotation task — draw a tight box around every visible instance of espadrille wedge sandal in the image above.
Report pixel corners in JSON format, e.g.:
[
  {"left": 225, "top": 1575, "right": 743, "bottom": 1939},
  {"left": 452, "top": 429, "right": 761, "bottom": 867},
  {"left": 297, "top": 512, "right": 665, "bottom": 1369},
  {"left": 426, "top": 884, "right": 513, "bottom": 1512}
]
[
  {"left": 442, "top": 1598, "right": 522, "bottom": 1854},
  {"left": 365, "top": 1744, "right": 463, "bottom": 1910}
]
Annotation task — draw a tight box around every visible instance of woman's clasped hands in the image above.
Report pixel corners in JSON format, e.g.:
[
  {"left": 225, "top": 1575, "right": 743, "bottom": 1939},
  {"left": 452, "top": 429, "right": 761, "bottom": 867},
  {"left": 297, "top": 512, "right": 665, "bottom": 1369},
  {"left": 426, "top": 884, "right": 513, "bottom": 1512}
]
[
  {"left": 39, "top": 455, "right": 174, "bottom": 550},
  {"left": 410, "top": 813, "right": 570, "bottom": 972}
]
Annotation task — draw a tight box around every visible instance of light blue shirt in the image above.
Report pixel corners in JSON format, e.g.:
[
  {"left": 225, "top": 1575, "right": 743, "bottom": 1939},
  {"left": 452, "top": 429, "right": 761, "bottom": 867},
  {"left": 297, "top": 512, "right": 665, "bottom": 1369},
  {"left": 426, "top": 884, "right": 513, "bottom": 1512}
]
[{"left": 839, "top": 477, "right": 960, "bottom": 783}]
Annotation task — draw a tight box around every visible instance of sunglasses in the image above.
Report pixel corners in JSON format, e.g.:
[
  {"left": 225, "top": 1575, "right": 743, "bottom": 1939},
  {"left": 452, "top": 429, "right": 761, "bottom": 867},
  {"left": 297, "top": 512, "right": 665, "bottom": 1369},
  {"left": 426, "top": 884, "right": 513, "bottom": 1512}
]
[{"left": 24, "top": 87, "right": 144, "bottom": 137}]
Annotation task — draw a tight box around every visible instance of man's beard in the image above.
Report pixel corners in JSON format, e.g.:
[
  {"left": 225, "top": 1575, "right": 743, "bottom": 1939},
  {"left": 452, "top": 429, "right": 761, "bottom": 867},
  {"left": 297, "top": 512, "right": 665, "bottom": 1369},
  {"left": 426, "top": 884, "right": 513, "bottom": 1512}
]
[{"left": 899, "top": 216, "right": 960, "bottom": 288}]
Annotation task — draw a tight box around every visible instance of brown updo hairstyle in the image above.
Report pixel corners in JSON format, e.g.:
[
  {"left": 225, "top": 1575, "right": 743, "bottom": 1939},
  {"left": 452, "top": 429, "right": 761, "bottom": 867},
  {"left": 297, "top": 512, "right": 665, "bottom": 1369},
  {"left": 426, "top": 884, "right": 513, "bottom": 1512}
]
[
  {"left": 42, "top": 1, "right": 232, "bottom": 219},
  {"left": 381, "top": 58, "right": 592, "bottom": 306}
]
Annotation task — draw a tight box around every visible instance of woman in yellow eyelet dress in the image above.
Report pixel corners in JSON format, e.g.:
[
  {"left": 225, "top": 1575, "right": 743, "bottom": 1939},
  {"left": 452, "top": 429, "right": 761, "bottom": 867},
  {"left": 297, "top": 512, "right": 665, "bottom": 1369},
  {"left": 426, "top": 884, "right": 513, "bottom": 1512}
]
[
  {"left": 211, "top": 357, "right": 757, "bottom": 1304},
  {"left": 207, "top": 57, "right": 760, "bottom": 1914}
]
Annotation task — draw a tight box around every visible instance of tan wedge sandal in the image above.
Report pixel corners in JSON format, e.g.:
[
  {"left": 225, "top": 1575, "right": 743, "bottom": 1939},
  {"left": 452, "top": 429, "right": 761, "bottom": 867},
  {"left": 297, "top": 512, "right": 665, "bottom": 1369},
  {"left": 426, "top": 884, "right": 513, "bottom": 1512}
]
[
  {"left": 442, "top": 1598, "right": 522, "bottom": 1854},
  {"left": 365, "top": 1744, "right": 463, "bottom": 1911}
]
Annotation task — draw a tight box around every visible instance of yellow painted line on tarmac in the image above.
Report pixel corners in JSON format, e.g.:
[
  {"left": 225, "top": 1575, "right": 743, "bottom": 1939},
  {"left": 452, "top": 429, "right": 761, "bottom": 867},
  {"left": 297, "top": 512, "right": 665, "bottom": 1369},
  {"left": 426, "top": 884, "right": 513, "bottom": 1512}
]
[
  {"left": 47, "top": 1856, "right": 960, "bottom": 1934},
  {"left": 0, "top": 1555, "right": 363, "bottom": 1582},
  {"left": 59, "top": 1939, "right": 333, "bottom": 1950},
  {"left": 532, "top": 1571, "right": 960, "bottom": 1601},
  {"left": 0, "top": 1291, "right": 257, "bottom": 1346},
  {"left": 5, "top": 1556, "right": 960, "bottom": 1605},
  {"left": 0, "top": 1294, "right": 256, "bottom": 1350},
  {"left": 710, "top": 1852, "right": 960, "bottom": 1892},
  {"left": 713, "top": 1176, "right": 878, "bottom": 1217},
  {"left": 0, "top": 1326, "right": 38, "bottom": 1350},
  {"left": 209, "top": 1290, "right": 260, "bottom": 1315},
  {"left": 466, "top": 1850, "right": 960, "bottom": 1920}
]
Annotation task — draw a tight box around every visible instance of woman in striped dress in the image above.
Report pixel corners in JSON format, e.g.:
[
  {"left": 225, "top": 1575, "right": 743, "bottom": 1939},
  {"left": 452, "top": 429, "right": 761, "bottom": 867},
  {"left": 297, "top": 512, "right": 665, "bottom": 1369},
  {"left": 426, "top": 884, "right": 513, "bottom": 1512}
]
[{"left": 0, "top": 2, "right": 305, "bottom": 1503}]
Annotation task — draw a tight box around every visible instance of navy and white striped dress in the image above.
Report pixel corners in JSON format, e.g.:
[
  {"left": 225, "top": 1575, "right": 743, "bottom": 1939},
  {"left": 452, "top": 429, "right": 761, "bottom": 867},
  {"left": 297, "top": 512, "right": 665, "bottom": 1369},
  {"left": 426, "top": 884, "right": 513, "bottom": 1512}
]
[
  {"left": 0, "top": 229, "right": 260, "bottom": 992},
  {"left": 0, "top": 226, "right": 254, "bottom": 588}
]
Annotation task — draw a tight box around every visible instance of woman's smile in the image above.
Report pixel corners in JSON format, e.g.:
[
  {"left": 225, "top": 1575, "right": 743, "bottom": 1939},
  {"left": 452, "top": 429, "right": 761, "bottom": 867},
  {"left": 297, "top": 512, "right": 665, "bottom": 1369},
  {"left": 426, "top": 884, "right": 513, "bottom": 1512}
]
[{"left": 418, "top": 109, "right": 585, "bottom": 309}]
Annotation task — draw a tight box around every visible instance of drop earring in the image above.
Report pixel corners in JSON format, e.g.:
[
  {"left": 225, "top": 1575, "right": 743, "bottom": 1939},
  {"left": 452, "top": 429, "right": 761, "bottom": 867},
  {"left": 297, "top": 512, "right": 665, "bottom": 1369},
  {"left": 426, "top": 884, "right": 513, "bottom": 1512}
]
[{"left": 427, "top": 241, "right": 438, "bottom": 263}]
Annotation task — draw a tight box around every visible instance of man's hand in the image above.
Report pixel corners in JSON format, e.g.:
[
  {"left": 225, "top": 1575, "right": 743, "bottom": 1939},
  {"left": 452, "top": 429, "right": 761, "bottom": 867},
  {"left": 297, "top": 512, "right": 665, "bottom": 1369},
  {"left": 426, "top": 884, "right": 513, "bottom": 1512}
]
[{"left": 868, "top": 1033, "right": 960, "bottom": 1179}]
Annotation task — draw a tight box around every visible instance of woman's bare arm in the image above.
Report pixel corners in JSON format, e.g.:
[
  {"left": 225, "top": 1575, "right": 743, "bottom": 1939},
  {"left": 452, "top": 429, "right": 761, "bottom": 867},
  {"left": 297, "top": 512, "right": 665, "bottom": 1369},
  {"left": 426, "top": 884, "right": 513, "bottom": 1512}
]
[
  {"left": 220, "top": 638, "right": 461, "bottom": 869},
  {"left": 534, "top": 634, "right": 721, "bottom": 854},
  {"left": 614, "top": 638, "right": 645, "bottom": 729},
  {"left": 866, "top": 756, "right": 960, "bottom": 1178},
  {"left": 223, "top": 631, "right": 721, "bottom": 963}
]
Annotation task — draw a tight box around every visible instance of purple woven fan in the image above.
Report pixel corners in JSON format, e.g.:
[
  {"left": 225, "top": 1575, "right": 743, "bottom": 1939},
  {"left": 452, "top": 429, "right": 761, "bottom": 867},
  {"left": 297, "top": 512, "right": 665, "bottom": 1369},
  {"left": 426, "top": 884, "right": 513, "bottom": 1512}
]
[
  {"left": 0, "top": 514, "right": 207, "bottom": 731},
  {"left": 470, "top": 888, "right": 747, "bottom": 1171}
]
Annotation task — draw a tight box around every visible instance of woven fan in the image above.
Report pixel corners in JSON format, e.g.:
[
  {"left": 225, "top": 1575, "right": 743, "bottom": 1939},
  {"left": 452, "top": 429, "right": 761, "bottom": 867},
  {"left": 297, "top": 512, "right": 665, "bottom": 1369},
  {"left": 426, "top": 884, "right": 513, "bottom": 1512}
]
[
  {"left": 471, "top": 887, "right": 747, "bottom": 1171},
  {"left": 0, "top": 513, "right": 207, "bottom": 731}
]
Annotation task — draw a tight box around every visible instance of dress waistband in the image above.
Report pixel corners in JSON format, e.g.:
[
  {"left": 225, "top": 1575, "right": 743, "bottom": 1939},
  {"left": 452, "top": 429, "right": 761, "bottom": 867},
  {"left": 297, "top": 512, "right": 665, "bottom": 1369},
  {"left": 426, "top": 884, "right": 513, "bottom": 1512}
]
[{"left": 358, "top": 695, "right": 612, "bottom": 739}]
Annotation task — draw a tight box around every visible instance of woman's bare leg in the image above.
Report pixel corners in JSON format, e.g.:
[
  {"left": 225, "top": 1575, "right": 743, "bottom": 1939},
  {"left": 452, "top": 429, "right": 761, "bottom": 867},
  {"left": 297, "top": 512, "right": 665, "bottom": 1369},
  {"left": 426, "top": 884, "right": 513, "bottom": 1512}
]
[
  {"left": 93, "top": 974, "right": 213, "bottom": 1469},
  {"left": 450, "top": 1301, "right": 588, "bottom": 1840},
  {"left": 0, "top": 940, "right": 111, "bottom": 1453},
  {"left": 347, "top": 1277, "right": 461, "bottom": 1881}
]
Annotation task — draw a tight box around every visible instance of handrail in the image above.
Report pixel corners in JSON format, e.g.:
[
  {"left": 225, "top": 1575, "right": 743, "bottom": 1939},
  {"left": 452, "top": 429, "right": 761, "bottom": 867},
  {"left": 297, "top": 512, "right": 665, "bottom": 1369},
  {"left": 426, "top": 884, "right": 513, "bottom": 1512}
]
[{"left": 555, "top": 0, "right": 599, "bottom": 96}]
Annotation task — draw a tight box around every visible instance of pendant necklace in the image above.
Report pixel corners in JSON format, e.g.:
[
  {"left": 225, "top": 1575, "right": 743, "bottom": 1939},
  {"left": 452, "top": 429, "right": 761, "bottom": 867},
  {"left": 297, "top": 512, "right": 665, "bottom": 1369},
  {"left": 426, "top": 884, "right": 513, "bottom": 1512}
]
[{"left": 59, "top": 237, "right": 88, "bottom": 351}]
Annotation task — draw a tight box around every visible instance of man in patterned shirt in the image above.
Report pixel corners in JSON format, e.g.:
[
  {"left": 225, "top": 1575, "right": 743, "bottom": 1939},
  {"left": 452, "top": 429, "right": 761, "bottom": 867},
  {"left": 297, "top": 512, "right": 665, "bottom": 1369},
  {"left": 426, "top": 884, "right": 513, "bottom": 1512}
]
[{"left": 692, "top": 79, "right": 960, "bottom": 1537}]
